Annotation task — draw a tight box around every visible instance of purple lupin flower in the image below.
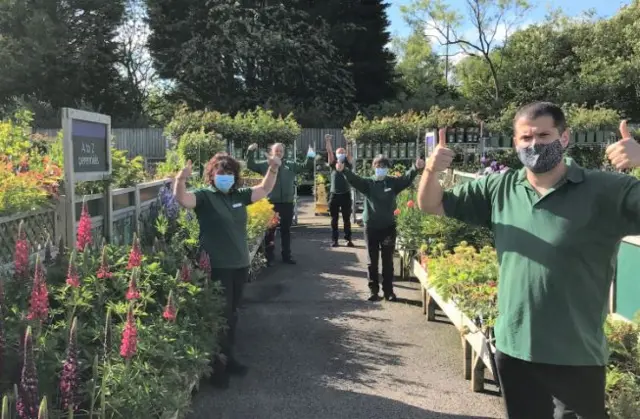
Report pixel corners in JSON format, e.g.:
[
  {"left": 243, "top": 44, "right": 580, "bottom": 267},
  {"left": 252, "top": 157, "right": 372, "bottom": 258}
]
[
  {"left": 490, "top": 160, "right": 498, "bottom": 171},
  {"left": 480, "top": 156, "right": 488, "bottom": 166},
  {"left": 16, "top": 326, "right": 38, "bottom": 419},
  {"left": 60, "top": 318, "right": 79, "bottom": 412},
  {"left": 159, "top": 186, "right": 179, "bottom": 220}
]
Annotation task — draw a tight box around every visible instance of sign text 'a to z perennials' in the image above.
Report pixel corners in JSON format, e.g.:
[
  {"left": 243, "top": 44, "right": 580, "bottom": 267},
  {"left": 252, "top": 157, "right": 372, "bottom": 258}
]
[{"left": 72, "top": 119, "right": 109, "bottom": 173}]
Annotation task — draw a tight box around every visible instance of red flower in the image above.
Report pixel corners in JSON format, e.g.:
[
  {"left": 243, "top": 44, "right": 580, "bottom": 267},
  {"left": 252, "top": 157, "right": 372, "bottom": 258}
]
[
  {"left": 162, "top": 291, "right": 177, "bottom": 322},
  {"left": 120, "top": 307, "right": 137, "bottom": 359},
  {"left": 65, "top": 252, "right": 80, "bottom": 288},
  {"left": 96, "top": 244, "right": 112, "bottom": 279},
  {"left": 76, "top": 202, "right": 92, "bottom": 252},
  {"left": 407, "top": 200, "right": 414, "bottom": 208},
  {"left": 26, "top": 256, "right": 48, "bottom": 321},
  {"left": 198, "top": 251, "right": 211, "bottom": 280},
  {"left": 125, "top": 270, "right": 140, "bottom": 301},
  {"left": 16, "top": 326, "right": 38, "bottom": 419},
  {"left": 60, "top": 318, "right": 79, "bottom": 412},
  {"left": 393, "top": 209, "right": 401, "bottom": 216},
  {"left": 180, "top": 258, "right": 191, "bottom": 282},
  {"left": 126, "top": 236, "right": 142, "bottom": 270},
  {"left": 487, "top": 281, "right": 497, "bottom": 288},
  {"left": 14, "top": 221, "right": 29, "bottom": 279}
]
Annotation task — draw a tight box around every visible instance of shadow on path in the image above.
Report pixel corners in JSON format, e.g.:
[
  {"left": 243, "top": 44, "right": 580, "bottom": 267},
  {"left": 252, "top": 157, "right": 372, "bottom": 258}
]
[{"left": 187, "top": 221, "right": 502, "bottom": 419}]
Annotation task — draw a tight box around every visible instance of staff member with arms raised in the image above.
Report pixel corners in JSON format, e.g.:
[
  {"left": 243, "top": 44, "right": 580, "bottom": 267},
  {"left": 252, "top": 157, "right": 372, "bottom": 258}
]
[
  {"left": 417, "top": 101, "right": 640, "bottom": 419},
  {"left": 335, "top": 154, "right": 424, "bottom": 301},
  {"left": 246, "top": 142, "right": 315, "bottom": 265},
  {"left": 173, "top": 151, "right": 281, "bottom": 388},
  {"left": 325, "top": 133, "right": 354, "bottom": 247}
]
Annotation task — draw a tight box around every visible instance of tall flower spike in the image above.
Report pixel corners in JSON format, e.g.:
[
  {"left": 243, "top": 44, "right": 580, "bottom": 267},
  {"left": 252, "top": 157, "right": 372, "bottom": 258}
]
[
  {"left": 36, "top": 397, "right": 47, "bottom": 419},
  {"left": 2, "top": 395, "right": 9, "bottom": 419},
  {"left": 126, "top": 234, "right": 142, "bottom": 270},
  {"left": 26, "top": 256, "right": 48, "bottom": 322},
  {"left": 120, "top": 306, "right": 137, "bottom": 360},
  {"left": 14, "top": 221, "right": 29, "bottom": 279},
  {"left": 60, "top": 318, "right": 79, "bottom": 412},
  {"left": 96, "top": 242, "right": 112, "bottom": 279},
  {"left": 16, "top": 327, "right": 38, "bottom": 419},
  {"left": 65, "top": 251, "right": 80, "bottom": 288},
  {"left": 76, "top": 200, "right": 92, "bottom": 252},
  {"left": 162, "top": 290, "right": 177, "bottom": 322},
  {"left": 125, "top": 269, "right": 140, "bottom": 301},
  {"left": 103, "top": 308, "right": 112, "bottom": 359},
  {"left": 198, "top": 250, "right": 211, "bottom": 281},
  {"left": 180, "top": 257, "right": 191, "bottom": 282}
]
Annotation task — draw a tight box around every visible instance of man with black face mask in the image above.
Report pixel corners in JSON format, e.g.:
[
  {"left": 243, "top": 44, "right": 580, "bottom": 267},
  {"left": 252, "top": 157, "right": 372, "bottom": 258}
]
[{"left": 416, "top": 101, "right": 640, "bottom": 419}]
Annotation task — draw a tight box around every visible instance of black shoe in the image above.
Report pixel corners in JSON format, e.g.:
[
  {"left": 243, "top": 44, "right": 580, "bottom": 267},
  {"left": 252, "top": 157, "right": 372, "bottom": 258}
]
[
  {"left": 227, "top": 358, "right": 249, "bottom": 377},
  {"left": 368, "top": 293, "right": 381, "bottom": 302},
  {"left": 282, "top": 258, "right": 297, "bottom": 265},
  {"left": 332, "top": 241, "right": 339, "bottom": 247},
  {"left": 384, "top": 293, "right": 397, "bottom": 302},
  {"left": 346, "top": 241, "right": 355, "bottom": 247}
]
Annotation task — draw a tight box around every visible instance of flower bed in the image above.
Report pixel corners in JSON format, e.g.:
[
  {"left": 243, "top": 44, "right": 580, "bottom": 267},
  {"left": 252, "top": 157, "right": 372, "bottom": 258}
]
[{"left": 0, "top": 188, "right": 274, "bottom": 417}]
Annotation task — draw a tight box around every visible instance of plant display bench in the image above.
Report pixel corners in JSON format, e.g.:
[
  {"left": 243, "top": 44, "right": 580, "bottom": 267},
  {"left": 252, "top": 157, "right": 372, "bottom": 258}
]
[{"left": 410, "top": 254, "right": 498, "bottom": 393}]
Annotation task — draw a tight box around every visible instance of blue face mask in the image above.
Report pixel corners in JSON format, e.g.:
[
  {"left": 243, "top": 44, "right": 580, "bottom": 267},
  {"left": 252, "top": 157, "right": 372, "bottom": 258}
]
[
  {"left": 307, "top": 149, "right": 316, "bottom": 158},
  {"left": 336, "top": 153, "right": 346, "bottom": 162},
  {"left": 214, "top": 174, "right": 235, "bottom": 193},
  {"left": 375, "top": 168, "right": 388, "bottom": 178}
]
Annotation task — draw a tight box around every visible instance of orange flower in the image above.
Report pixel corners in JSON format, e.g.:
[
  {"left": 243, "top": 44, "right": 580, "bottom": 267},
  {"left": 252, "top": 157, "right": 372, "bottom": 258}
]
[{"left": 407, "top": 200, "right": 414, "bottom": 208}]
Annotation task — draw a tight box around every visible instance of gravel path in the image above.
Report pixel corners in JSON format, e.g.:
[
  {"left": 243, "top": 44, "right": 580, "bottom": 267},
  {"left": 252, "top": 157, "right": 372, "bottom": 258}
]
[{"left": 186, "top": 198, "right": 504, "bottom": 419}]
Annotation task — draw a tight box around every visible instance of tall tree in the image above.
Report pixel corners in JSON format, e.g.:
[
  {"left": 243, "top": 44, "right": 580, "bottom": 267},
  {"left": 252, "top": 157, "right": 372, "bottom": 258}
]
[
  {"left": 145, "top": 0, "right": 355, "bottom": 126},
  {"left": 401, "top": 0, "right": 531, "bottom": 103},
  {"left": 293, "top": 0, "right": 398, "bottom": 107},
  {"left": 0, "top": 0, "right": 133, "bottom": 125}
]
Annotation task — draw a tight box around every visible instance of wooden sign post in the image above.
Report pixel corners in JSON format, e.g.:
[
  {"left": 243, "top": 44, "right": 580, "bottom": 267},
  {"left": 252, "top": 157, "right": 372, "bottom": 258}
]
[{"left": 61, "top": 108, "right": 112, "bottom": 247}]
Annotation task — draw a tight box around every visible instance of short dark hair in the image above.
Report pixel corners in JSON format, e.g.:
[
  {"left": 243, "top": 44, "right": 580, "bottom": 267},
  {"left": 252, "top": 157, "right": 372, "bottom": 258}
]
[
  {"left": 372, "top": 154, "right": 390, "bottom": 168},
  {"left": 203, "top": 152, "right": 242, "bottom": 187},
  {"left": 513, "top": 102, "right": 567, "bottom": 133}
]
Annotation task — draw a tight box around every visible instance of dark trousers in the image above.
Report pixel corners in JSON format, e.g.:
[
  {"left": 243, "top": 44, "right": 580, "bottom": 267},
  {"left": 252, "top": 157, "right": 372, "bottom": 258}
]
[
  {"left": 329, "top": 192, "right": 352, "bottom": 242},
  {"left": 495, "top": 350, "right": 608, "bottom": 419},
  {"left": 210, "top": 267, "right": 248, "bottom": 361},
  {"left": 265, "top": 202, "right": 294, "bottom": 262},
  {"left": 364, "top": 224, "right": 396, "bottom": 295}
]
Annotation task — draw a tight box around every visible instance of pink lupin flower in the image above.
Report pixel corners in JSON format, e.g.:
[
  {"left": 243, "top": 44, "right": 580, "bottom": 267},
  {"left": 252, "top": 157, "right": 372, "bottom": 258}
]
[
  {"left": 59, "top": 318, "right": 79, "bottom": 412},
  {"left": 126, "top": 235, "right": 142, "bottom": 270},
  {"left": 14, "top": 221, "right": 29, "bottom": 279},
  {"left": 76, "top": 202, "right": 92, "bottom": 252},
  {"left": 26, "top": 256, "right": 48, "bottom": 322},
  {"left": 162, "top": 290, "right": 177, "bottom": 322},
  {"left": 65, "top": 251, "right": 80, "bottom": 288},
  {"left": 120, "top": 307, "right": 137, "bottom": 360},
  {"left": 16, "top": 326, "right": 38, "bottom": 419},
  {"left": 125, "top": 269, "right": 140, "bottom": 301},
  {"left": 198, "top": 251, "right": 211, "bottom": 280},
  {"left": 96, "top": 242, "right": 112, "bottom": 279},
  {"left": 180, "top": 258, "right": 191, "bottom": 282}
]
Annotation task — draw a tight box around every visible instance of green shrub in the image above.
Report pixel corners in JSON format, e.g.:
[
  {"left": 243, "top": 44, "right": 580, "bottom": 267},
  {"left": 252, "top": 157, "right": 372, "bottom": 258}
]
[
  {"left": 176, "top": 128, "right": 226, "bottom": 173},
  {"left": 166, "top": 105, "right": 301, "bottom": 148}
]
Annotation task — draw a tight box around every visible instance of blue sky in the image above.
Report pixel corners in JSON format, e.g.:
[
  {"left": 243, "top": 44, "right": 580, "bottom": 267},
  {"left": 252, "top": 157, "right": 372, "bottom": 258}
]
[{"left": 387, "top": 0, "right": 631, "bottom": 39}]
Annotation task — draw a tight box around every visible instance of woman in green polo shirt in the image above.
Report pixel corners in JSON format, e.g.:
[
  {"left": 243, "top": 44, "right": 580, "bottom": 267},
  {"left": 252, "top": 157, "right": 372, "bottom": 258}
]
[
  {"left": 173, "top": 151, "right": 280, "bottom": 388},
  {"left": 336, "top": 154, "right": 425, "bottom": 301}
]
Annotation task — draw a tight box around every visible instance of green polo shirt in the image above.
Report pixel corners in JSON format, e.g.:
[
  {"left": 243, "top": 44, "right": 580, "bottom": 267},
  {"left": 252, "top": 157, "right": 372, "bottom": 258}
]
[
  {"left": 342, "top": 166, "right": 419, "bottom": 230},
  {"left": 329, "top": 160, "right": 352, "bottom": 194},
  {"left": 246, "top": 150, "right": 314, "bottom": 204},
  {"left": 193, "top": 187, "right": 254, "bottom": 269},
  {"left": 442, "top": 157, "right": 640, "bottom": 366}
]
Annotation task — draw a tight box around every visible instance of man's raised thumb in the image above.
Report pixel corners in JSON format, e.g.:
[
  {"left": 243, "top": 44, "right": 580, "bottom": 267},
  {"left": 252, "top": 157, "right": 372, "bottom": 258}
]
[
  {"left": 438, "top": 128, "right": 447, "bottom": 147},
  {"left": 620, "top": 120, "right": 631, "bottom": 140}
]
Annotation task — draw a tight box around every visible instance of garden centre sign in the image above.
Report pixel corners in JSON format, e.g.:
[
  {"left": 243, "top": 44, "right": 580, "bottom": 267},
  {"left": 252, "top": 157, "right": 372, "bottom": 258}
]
[
  {"left": 62, "top": 108, "right": 112, "bottom": 180},
  {"left": 61, "top": 108, "right": 113, "bottom": 246}
]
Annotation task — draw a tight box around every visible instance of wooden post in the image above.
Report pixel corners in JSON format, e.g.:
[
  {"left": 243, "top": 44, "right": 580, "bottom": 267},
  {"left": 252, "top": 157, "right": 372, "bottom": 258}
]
[
  {"left": 421, "top": 287, "right": 427, "bottom": 315},
  {"left": 463, "top": 338, "right": 472, "bottom": 380},
  {"left": 426, "top": 293, "right": 437, "bottom": 321},
  {"left": 134, "top": 184, "right": 142, "bottom": 235},
  {"left": 471, "top": 350, "right": 486, "bottom": 392},
  {"left": 104, "top": 181, "right": 113, "bottom": 243}
]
